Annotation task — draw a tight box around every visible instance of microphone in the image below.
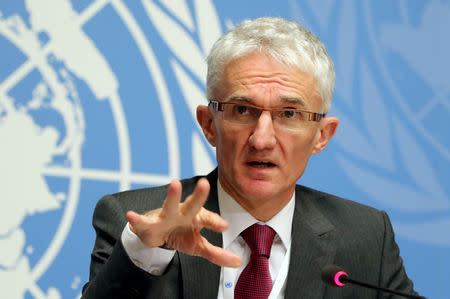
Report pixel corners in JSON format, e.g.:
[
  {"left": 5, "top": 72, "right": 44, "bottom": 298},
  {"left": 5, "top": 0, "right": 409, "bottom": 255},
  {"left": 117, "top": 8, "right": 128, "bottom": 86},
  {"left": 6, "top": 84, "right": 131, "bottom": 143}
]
[{"left": 321, "top": 265, "right": 426, "bottom": 299}]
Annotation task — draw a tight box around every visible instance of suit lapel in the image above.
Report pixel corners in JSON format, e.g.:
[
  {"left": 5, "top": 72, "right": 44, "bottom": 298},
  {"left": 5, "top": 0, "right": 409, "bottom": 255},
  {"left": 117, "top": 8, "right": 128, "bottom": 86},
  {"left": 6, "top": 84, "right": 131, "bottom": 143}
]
[
  {"left": 179, "top": 170, "right": 222, "bottom": 299},
  {"left": 285, "top": 186, "right": 337, "bottom": 299}
]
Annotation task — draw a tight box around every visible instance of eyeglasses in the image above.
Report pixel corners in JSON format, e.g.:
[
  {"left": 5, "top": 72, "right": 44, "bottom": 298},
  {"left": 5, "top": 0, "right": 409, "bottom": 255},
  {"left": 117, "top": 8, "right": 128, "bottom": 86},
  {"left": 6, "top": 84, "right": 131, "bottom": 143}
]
[{"left": 208, "top": 100, "right": 326, "bottom": 131}]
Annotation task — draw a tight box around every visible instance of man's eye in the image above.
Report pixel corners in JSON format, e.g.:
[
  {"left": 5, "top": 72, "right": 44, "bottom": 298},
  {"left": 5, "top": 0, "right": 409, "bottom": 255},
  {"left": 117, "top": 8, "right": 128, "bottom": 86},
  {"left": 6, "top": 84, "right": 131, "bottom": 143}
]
[
  {"left": 282, "top": 110, "right": 297, "bottom": 119},
  {"left": 236, "top": 105, "right": 249, "bottom": 115}
]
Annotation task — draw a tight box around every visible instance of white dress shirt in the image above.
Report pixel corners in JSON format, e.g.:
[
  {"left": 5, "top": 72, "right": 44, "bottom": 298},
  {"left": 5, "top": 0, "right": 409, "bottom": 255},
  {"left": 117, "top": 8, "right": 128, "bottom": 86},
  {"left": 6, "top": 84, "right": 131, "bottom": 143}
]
[{"left": 121, "top": 180, "right": 295, "bottom": 298}]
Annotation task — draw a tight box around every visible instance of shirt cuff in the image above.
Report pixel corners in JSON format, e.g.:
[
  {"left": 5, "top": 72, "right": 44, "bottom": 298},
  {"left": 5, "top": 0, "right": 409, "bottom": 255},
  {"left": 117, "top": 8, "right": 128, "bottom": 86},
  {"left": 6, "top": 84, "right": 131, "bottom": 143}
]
[{"left": 121, "top": 223, "right": 176, "bottom": 276}]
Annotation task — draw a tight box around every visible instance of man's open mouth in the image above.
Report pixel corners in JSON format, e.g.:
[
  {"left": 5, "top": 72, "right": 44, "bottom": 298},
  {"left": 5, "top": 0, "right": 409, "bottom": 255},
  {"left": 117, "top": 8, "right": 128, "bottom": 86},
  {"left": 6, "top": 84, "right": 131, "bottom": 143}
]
[{"left": 247, "top": 161, "right": 276, "bottom": 168}]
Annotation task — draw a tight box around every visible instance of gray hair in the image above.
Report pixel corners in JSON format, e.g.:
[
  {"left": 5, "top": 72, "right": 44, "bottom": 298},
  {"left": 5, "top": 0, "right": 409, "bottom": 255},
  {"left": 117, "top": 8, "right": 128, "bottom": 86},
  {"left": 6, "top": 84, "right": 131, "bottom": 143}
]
[{"left": 206, "top": 17, "right": 335, "bottom": 113}]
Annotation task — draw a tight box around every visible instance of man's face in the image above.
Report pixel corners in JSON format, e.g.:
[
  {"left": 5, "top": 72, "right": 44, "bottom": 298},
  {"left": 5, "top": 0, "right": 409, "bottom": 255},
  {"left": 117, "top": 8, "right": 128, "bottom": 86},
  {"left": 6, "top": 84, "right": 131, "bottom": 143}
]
[{"left": 198, "top": 52, "right": 338, "bottom": 216}]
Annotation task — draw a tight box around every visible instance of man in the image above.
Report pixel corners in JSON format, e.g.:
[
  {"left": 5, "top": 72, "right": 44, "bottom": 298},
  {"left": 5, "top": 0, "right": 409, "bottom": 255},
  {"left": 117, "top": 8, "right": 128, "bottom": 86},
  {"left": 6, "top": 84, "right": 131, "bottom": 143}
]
[{"left": 82, "top": 17, "right": 418, "bottom": 298}]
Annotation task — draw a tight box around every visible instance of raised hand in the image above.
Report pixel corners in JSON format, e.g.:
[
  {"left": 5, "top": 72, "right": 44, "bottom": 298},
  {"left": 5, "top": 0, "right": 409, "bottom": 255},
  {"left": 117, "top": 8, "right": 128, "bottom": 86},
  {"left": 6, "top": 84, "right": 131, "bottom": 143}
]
[{"left": 126, "top": 178, "right": 241, "bottom": 268}]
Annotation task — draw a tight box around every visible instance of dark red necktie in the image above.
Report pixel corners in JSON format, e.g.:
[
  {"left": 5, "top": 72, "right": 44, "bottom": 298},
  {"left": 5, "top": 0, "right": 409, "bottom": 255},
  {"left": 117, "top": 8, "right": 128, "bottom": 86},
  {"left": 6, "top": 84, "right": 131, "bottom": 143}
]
[{"left": 234, "top": 224, "right": 276, "bottom": 299}]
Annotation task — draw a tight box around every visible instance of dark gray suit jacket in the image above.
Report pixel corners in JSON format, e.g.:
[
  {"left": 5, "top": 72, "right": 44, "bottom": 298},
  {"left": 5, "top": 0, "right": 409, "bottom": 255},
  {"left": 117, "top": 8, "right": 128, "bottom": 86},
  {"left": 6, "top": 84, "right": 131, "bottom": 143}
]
[{"left": 82, "top": 169, "right": 417, "bottom": 298}]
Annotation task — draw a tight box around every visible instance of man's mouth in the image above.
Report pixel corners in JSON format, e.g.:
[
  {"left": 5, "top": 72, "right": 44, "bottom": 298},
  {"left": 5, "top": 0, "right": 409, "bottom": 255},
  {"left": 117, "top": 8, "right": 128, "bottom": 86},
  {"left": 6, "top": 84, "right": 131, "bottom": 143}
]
[{"left": 247, "top": 161, "right": 276, "bottom": 168}]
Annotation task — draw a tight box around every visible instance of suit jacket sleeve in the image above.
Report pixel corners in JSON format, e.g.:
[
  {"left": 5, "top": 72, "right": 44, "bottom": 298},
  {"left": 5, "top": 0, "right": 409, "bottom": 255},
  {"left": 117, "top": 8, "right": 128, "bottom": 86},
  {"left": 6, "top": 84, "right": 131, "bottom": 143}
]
[
  {"left": 81, "top": 193, "right": 181, "bottom": 299},
  {"left": 378, "top": 210, "right": 418, "bottom": 298}
]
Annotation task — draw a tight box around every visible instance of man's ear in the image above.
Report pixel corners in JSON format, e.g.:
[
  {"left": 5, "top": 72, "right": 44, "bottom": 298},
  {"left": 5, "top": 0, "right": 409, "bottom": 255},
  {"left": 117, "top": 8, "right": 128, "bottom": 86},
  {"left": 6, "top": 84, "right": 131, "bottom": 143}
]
[
  {"left": 197, "top": 105, "right": 217, "bottom": 146},
  {"left": 312, "top": 117, "right": 339, "bottom": 155}
]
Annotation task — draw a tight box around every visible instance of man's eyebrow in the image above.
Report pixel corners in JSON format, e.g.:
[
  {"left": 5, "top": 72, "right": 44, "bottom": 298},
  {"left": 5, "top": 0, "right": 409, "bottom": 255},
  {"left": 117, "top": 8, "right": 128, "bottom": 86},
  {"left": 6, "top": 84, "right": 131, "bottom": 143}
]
[
  {"left": 229, "top": 96, "right": 252, "bottom": 102},
  {"left": 228, "top": 96, "right": 307, "bottom": 107},
  {"left": 280, "top": 97, "right": 307, "bottom": 107}
]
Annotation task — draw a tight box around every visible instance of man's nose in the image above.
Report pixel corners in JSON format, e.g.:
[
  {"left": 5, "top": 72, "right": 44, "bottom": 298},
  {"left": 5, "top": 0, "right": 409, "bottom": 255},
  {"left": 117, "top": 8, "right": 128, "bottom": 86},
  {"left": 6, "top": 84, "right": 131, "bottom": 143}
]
[{"left": 248, "top": 111, "right": 276, "bottom": 150}]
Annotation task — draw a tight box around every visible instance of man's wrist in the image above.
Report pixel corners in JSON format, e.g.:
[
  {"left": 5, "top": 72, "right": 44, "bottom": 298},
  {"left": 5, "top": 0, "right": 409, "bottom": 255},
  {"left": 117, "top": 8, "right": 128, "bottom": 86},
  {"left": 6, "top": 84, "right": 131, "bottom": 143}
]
[{"left": 121, "top": 223, "right": 176, "bottom": 275}]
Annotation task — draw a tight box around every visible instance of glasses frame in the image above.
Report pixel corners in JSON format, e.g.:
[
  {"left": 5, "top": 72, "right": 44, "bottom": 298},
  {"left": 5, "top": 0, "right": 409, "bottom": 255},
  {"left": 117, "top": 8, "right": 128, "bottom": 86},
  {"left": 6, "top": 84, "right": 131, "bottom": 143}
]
[{"left": 208, "top": 100, "right": 326, "bottom": 123}]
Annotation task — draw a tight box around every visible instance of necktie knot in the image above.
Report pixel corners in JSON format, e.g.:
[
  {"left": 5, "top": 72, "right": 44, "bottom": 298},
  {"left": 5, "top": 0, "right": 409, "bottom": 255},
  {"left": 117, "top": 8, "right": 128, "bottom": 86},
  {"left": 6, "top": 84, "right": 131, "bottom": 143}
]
[{"left": 241, "top": 224, "right": 276, "bottom": 258}]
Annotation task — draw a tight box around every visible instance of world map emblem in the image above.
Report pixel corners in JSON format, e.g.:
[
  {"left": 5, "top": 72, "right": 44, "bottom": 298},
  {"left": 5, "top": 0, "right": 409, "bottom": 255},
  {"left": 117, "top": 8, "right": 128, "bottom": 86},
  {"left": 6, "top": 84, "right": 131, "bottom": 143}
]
[{"left": 0, "top": 0, "right": 217, "bottom": 297}]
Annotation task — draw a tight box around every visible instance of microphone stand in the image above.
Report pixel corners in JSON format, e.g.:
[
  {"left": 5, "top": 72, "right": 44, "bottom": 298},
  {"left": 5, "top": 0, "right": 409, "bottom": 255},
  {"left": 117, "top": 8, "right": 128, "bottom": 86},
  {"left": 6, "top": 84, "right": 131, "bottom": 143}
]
[{"left": 340, "top": 276, "right": 427, "bottom": 299}]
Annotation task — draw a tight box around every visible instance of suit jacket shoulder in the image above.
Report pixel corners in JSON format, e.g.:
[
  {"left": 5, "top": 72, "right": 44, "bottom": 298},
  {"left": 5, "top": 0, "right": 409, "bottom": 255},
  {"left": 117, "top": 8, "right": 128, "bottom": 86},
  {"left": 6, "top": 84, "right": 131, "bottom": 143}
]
[{"left": 287, "top": 184, "right": 417, "bottom": 298}]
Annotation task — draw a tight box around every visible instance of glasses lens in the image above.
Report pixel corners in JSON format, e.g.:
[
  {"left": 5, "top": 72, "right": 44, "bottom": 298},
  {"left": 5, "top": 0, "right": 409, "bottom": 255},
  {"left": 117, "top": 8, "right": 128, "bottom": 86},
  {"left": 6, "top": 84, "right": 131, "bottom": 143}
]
[
  {"left": 218, "top": 102, "right": 316, "bottom": 131},
  {"left": 223, "top": 104, "right": 259, "bottom": 124},
  {"left": 275, "top": 109, "right": 309, "bottom": 131}
]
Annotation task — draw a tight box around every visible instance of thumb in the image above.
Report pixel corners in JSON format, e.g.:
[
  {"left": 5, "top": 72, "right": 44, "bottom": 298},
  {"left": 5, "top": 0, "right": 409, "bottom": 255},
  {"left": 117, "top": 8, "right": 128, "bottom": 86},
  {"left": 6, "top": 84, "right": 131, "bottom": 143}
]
[
  {"left": 199, "top": 237, "right": 242, "bottom": 268},
  {"left": 126, "top": 210, "right": 143, "bottom": 233}
]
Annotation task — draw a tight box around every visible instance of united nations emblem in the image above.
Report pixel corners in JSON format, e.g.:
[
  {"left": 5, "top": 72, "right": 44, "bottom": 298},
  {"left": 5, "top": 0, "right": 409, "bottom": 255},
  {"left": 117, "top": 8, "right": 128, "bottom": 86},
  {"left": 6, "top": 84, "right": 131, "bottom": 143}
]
[{"left": 0, "top": 0, "right": 219, "bottom": 297}]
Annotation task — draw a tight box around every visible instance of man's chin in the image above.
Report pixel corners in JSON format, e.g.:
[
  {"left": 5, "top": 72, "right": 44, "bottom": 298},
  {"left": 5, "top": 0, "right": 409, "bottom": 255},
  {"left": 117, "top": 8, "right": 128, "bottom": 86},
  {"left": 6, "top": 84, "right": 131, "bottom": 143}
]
[{"left": 238, "top": 180, "right": 281, "bottom": 200}]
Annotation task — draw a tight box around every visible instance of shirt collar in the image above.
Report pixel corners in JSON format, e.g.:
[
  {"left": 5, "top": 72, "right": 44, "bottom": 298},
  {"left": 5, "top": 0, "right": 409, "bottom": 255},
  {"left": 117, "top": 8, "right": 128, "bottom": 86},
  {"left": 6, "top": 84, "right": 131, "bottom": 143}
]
[{"left": 217, "top": 180, "right": 295, "bottom": 250}]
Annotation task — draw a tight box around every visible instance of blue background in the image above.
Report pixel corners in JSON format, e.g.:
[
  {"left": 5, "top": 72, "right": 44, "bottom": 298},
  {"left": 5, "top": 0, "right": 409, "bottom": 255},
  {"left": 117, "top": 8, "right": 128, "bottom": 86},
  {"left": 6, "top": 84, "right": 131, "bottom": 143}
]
[{"left": 0, "top": 1, "right": 448, "bottom": 298}]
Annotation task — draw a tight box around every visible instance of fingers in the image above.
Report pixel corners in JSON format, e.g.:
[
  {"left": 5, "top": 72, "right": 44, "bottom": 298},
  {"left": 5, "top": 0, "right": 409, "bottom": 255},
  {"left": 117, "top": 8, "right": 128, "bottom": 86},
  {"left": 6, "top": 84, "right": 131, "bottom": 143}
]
[
  {"left": 182, "top": 178, "right": 210, "bottom": 217},
  {"left": 198, "top": 237, "right": 242, "bottom": 268},
  {"left": 161, "top": 179, "right": 182, "bottom": 215},
  {"left": 198, "top": 209, "right": 229, "bottom": 232},
  {"left": 126, "top": 210, "right": 159, "bottom": 235},
  {"left": 126, "top": 210, "right": 142, "bottom": 231},
  {"left": 127, "top": 178, "right": 232, "bottom": 261}
]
